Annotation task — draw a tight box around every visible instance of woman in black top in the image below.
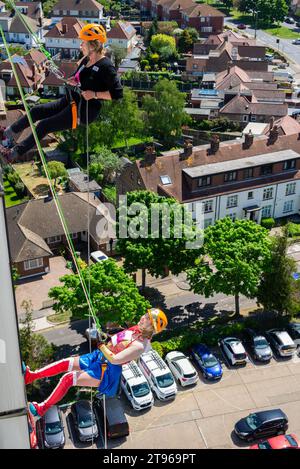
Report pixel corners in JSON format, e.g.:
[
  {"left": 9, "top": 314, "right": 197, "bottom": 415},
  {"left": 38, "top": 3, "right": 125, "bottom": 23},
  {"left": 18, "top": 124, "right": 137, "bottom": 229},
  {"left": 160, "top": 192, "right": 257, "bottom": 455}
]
[{"left": 0, "top": 24, "right": 123, "bottom": 162}]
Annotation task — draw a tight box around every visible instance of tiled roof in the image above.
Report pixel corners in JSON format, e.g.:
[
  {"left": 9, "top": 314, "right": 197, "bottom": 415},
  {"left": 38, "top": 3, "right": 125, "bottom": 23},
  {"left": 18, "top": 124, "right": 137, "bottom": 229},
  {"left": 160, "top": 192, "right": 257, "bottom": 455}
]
[
  {"left": 15, "top": 2, "right": 42, "bottom": 20},
  {"left": 181, "top": 3, "right": 225, "bottom": 17},
  {"left": 52, "top": 0, "right": 103, "bottom": 11},
  {"left": 107, "top": 21, "right": 136, "bottom": 40},
  {"left": 263, "top": 115, "right": 300, "bottom": 136},
  {"left": 9, "top": 14, "right": 40, "bottom": 33},
  {"left": 44, "top": 16, "right": 85, "bottom": 38},
  {"left": 219, "top": 94, "right": 288, "bottom": 116},
  {"left": 216, "top": 66, "right": 251, "bottom": 88}
]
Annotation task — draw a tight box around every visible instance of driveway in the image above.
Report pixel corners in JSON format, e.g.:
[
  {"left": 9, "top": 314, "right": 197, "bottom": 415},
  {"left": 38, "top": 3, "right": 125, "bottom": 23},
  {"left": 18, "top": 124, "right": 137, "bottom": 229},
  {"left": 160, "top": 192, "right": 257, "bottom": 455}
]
[{"left": 15, "top": 256, "right": 72, "bottom": 314}]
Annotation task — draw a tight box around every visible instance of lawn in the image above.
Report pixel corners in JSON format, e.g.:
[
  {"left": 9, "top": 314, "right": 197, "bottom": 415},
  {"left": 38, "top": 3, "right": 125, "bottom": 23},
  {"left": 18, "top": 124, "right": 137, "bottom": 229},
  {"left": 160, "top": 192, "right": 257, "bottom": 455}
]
[
  {"left": 13, "top": 162, "right": 50, "bottom": 198},
  {"left": 3, "top": 177, "right": 28, "bottom": 207},
  {"left": 264, "top": 26, "right": 300, "bottom": 39},
  {"left": 102, "top": 184, "right": 117, "bottom": 204},
  {"left": 112, "top": 137, "right": 147, "bottom": 149}
]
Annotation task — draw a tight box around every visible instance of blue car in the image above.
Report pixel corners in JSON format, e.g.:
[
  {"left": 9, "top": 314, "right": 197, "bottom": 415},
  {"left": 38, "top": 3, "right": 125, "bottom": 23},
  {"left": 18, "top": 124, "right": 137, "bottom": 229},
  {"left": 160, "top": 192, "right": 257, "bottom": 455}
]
[{"left": 190, "top": 344, "right": 223, "bottom": 380}]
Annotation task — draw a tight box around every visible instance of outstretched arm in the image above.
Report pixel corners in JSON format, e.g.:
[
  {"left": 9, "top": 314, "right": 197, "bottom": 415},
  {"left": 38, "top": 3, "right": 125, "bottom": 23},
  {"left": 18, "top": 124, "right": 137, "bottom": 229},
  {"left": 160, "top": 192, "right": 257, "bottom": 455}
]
[{"left": 99, "top": 342, "right": 144, "bottom": 365}]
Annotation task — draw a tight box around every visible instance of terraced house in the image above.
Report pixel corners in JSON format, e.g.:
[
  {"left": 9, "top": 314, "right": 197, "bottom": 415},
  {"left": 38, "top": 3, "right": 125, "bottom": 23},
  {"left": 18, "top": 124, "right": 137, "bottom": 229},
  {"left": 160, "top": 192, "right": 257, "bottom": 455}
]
[{"left": 117, "top": 117, "right": 300, "bottom": 228}]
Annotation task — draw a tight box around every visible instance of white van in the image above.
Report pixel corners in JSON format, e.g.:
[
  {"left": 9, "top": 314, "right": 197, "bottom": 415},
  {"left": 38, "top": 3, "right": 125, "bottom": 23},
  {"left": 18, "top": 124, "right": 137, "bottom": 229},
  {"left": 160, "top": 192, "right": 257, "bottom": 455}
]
[
  {"left": 138, "top": 350, "right": 177, "bottom": 401},
  {"left": 121, "top": 361, "right": 154, "bottom": 411}
]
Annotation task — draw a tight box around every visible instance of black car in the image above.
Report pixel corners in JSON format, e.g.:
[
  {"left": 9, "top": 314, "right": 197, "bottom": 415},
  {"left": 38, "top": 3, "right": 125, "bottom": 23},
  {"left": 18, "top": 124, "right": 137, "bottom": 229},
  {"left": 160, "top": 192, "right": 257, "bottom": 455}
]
[
  {"left": 94, "top": 395, "right": 129, "bottom": 439},
  {"left": 234, "top": 409, "right": 288, "bottom": 441},
  {"left": 70, "top": 400, "right": 99, "bottom": 442},
  {"left": 242, "top": 328, "right": 272, "bottom": 362}
]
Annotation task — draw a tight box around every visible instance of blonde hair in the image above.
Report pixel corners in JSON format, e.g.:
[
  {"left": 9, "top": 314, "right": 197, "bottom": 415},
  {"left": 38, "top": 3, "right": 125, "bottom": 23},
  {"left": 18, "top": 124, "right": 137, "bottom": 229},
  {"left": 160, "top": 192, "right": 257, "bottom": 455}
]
[
  {"left": 139, "top": 322, "right": 155, "bottom": 339},
  {"left": 87, "top": 39, "right": 104, "bottom": 55}
]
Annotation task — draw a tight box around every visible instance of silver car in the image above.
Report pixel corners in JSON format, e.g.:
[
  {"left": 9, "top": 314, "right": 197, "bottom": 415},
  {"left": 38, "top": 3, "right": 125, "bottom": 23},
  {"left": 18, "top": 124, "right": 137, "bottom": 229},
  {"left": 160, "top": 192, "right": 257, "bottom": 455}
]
[
  {"left": 42, "top": 406, "right": 65, "bottom": 449},
  {"left": 71, "top": 400, "right": 99, "bottom": 442}
]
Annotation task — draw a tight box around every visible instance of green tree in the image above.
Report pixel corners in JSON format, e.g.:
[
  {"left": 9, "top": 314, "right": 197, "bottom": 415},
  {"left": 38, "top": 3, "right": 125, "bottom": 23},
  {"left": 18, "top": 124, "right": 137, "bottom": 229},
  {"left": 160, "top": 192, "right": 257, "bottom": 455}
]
[
  {"left": 109, "top": 44, "right": 127, "bottom": 70},
  {"left": 12, "top": 267, "right": 19, "bottom": 288},
  {"left": 19, "top": 300, "right": 55, "bottom": 395},
  {"left": 89, "top": 161, "right": 104, "bottom": 185},
  {"left": 257, "top": 226, "right": 296, "bottom": 315},
  {"left": 90, "top": 146, "right": 122, "bottom": 183},
  {"left": 238, "top": 0, "right": 287, "bottom": 26},
  {"left": 187, "top": 218, "right": 271, "bottom": 318},
  {"left": 157, "top": 21, "right": 178, "bottom": 35},
  {"left": 49, "top": 260, "right": 151, "bottom": 325},
  {"left": 178, "top": 30, "right": 194, "bottom": 53},
  {"left": 141, "top": 78, "right": 190, "bottom": 146},
  {"left": 150, "top": 34, "right": 176, "bottom": 55},
  {"left": 47, "top": 161, "right": 67, "bottom": 187},
  {"left": 116, "top": 190, "right": 202, "bottom": 289},
  {"left": 185, "top": 28, "right": 199, "bottom": 43},
  {"left": 146, "top": 18, "right": 158, "bottom": 46}
]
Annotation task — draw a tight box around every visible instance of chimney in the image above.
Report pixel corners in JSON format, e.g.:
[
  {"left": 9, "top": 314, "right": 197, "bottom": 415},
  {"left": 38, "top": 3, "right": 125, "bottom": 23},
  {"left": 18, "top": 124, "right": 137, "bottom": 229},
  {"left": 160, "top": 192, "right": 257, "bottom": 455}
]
[
  {"left": 244, "top": 129, "right": 254, "bottom": 148},
  {"left": 38, "top": 17, "right": 43, "bottom": 28},
  {"left": 269, "top": 115, "right": 275, "bottom": 130},
  {"left": 268, "top": 124, "right": 279, "bottom": 145},
  {"left": 224, "top": 35, "right": 228, "bottom": 42},
  {"left": 62, "top": 24, "right": 68, "bottom": 34},
  {"left": 144, "top": 145, "right": 156, "bottom": 165},
  {"left": 180, "top": 139, "right": 193, "bottom": 160},
  {"left": 210, "top": 134, "right": 220, "bottom": 154}
]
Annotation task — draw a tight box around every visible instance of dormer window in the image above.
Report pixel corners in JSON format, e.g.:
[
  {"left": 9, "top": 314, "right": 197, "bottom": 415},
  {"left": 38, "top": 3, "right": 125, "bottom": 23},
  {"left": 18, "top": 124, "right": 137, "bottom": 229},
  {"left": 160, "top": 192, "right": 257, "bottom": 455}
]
[
  {"left": 198, "top": 176, "right": 211, "bottom": 187},
  {"left": 160, "top": 175, "right": 172, "bottom": 185},
  {"left": 283, "top": 159, "right": 296, "bottom": 171},
  {"left": 224, "top": 171, "right": 237, "bottom": 183}
]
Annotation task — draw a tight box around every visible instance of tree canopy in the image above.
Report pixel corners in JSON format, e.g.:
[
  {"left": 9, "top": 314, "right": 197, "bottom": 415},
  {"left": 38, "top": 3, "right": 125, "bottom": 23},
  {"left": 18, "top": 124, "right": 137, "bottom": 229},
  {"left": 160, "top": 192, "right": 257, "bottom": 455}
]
[
  {"left": 187, "top": 217, "right": 271, "bottom": 317},
  {"left": 90, "top": 146, "right": 122, "bottom": 184}
]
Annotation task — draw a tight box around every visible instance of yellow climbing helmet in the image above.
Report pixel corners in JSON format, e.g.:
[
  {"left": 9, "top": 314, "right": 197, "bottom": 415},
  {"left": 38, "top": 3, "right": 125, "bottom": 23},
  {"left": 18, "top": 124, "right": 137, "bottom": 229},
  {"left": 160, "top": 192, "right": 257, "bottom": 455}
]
[
  {"left": 147, "top": 308, "right": 168, "bottom": 334},
  {"left": 79, "top": 23, "right": 107, "bottom": 43}
]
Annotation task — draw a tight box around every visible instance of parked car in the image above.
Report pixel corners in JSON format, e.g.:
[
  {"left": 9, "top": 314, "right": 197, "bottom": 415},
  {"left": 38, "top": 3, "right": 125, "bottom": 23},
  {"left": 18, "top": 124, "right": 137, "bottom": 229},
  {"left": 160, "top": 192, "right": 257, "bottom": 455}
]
[
  {"left": 242, "top": 329, "right": 272, "bottom": 362},
  {"left": 94, "top": 395, "right": 129, "bottom": 439},
  {"left": 285, "top": 17, "right": 295, "bottom": 24},
  {"left": 265, "top": 53, "right": 274, "bottom": 62},
  {"left": 90, "top": 250, "right": 108, "bottom": 263},
  {"left": 237, "top": 23, "right": 246, "bottom": 29},
  {"left": 277, "top": 62, "right": 287, "bottom": 69},
  {"left": 121, "top": 361, "right": 154, "bottom": 410},
  {"left": 286, "top": 323, "right": 300, "bottom": 350},
  {"left": 138, "top": 349, "right": 177, "bottom": 401},
  {"left": 70, "top": 400, "right": 98, "bottom": 442},
  {"left": 250, "top": 433, "right": 300, "bottom": 449},
  {"left": 41, "top": 406, "right": 65, "bottom": 449},
  {"left": 219, "top": 337, "right": 248, "bottom": 366},
  {"left": 292, "top": 39, "right": 300, "bottom": 45},
  {"left": 265, "top": 329, "right": 296, "bottom": 357},
  {"left": 165, "top": 351, "right": 198, "bottom": 386},
  {"left": 28, "top": 411, "right": 38, "bottom": 449},
  {"left": 234, "top": 409, "right": 288, "bottom": 441},
  {"left": 190, "top": 344, "right": 222, "bottom": 380}
]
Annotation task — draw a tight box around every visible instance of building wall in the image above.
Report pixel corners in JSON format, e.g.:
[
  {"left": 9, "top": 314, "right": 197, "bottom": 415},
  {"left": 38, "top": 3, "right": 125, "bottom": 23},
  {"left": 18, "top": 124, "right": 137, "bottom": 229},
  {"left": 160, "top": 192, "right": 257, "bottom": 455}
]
[
  {"left": 16, "top": 256, "right": 50, "bottom": 278},
  {"left": 219, "top": 111, "right": 286, "bottom": 124}
]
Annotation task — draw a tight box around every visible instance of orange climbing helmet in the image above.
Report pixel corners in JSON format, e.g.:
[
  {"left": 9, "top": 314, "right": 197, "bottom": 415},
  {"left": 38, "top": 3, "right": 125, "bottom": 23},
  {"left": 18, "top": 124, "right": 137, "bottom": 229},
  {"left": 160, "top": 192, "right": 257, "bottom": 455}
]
[
  {"left": 79, "top": 23, "right": 107, "bottom": 43},
  {"left": 147, "top": 308, "right": 168, "bottom": 334}
]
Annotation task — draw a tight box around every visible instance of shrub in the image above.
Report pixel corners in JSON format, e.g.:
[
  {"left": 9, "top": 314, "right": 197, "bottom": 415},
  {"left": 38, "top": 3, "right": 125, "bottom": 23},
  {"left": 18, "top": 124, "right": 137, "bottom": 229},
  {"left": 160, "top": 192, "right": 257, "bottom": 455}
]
[
  {"left": 287, "top": 222, "right": 300, "bottom": 237},
  {"left": 260, "top": 217, "right": 275, "bottom": 230},
  {"left": 7, "top": 171, "right": 20, "bottom": 187},
  {"left": 14, "top": 181, "right": 25, "bottom": 197}
]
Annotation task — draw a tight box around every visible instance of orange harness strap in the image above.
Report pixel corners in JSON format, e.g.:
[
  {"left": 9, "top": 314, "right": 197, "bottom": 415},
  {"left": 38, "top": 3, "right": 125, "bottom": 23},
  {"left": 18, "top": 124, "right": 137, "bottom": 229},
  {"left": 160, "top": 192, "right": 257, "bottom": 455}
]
[
  {"left": 99, "top": 362, "right": 108, "bottom": 384},
  {"left": 71, "top": 100, "right": 77, "bottom": 130}
]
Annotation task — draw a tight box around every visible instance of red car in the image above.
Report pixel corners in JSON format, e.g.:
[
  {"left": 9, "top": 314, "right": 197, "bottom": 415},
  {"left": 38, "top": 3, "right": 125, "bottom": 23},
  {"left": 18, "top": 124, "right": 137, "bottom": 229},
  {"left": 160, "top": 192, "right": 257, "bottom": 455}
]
[
  {"left": 250, "top": 434, "right": 300, "bottom": 449},
  {"left": 238, "top": 23, "right": 247, "bottom": 29},
  {"left": 28, "top": 411, "right": 38, "bottom": 449}
]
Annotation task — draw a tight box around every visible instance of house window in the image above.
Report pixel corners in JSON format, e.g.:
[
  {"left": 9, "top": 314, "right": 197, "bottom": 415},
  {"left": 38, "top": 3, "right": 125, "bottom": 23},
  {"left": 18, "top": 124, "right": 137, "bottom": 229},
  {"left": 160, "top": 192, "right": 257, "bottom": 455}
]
[
  {"left": 283, "top": 200, "right": 294, "bottom": 213},
  {"left": 202, "top": 200, "right": 213, "bottom": 213},
  {"left": 70, "top": 233, "right": 78, "bottom": 239},
  {"left": 244, "top": 168, "right": 254, "bottom": 179},
  {"left": 24, "top": 258, "right": 43, "bottom": 271},
  {"left": 224, "top": 171, "right": 237, "bottom": 183},
  {"left": 263, "top": 187, "right": 273, "bottom": 200},
  {"left": 204, "top": 218, "right": 213, "bottom": 228},
  {"left": 261, "top": 164, "right": 273, "bottom": 176},
  {"left": 201, "top": 27, "right": 212, "bottom": 33},
  {"left": 227, "top": 213, "right": 236, "bottom": 221},
  {"left": 198, "top": 176, "right": 211, "bottom": 187},
  {"left": 193, "top": 64, "right": 198, "bottom": 69},
  {"left": 47, "top": 235, "right": 62, "bottom": 244},
  {"left": 286, "top": 182, "right": 296, "bottom": 196},
  {"left": 201, "top": 17, "right": 206, "bottom": 23},
  {"left": 227, "top": 195, "right": 238, "bottom": 208},
  {"left": 283, "top": 160, "right": 296, "bottom": 171},
  {"left": 243, "top": 115, "right": 249, "bottom": 122},
  {"left": 261, "top": 205, "right": 272, "bottom": 218},
  {"left": 248, "top": 191, "right": 254, "bottom": 199},
  {"left": 250, "top": 115, "right": 256, "bottom": 122},
  {"left": 160, "top": 175, "right": 172, "bottom": 185},
  {"left": 130, "top": 171, "right": 134, "bottom": 180}
]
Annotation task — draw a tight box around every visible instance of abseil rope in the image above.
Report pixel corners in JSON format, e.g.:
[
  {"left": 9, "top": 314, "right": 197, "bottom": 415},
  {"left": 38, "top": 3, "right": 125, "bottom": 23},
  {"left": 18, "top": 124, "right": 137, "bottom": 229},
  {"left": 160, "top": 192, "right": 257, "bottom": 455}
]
[{"left": 0, "top": 26, "right": 102, "bottom": 332}]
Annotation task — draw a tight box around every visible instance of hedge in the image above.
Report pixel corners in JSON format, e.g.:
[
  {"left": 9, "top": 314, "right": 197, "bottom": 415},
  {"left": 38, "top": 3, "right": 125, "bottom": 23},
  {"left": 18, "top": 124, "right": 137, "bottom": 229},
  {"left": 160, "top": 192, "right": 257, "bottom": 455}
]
[
  {"left": 288, "top": 222, "right": 300, "bottom": 237},
  {"left": 261, "top": 217, "right": 275, "bottom": 230}
]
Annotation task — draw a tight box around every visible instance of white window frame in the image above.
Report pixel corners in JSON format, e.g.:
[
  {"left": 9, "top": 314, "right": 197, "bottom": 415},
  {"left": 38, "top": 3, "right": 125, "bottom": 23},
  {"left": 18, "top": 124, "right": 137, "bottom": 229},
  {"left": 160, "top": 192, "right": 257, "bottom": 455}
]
[
  {"left": 227, "top": 195, "right": 238, "bottom": 208},
  {"left": 286, "top": 182, "right": 296, "bottom": 196},
  {"left": 24, "top": 258, "right": 43, "bottom": 271},
  {"left": 283, "top": 200, "right": 294, "bottom": 213},
  {"left": 202, "top": 200, "right": 213, "bottom": 213},
  {"left": 261, "top": 205, "right": 272, "bottom": 218},
  {"left": 243, "top": 115, "right": 249, "bottom": 122},
  {"left": 227, "top": 213, "right": 236, "bottom": 221},
  {"left": 47, "top": 235, "right": 62, "bottom": 244},
  {"left": 263, "top": 187, "right": 273, "bottom": 201},
  {"left": 204, "top": 218, "right": 213, "bottom": 228},
  {"left": 250, "top": 115, "right": 256, "bottom": 122},
  {"left": 248, "top": 191, "right": 254, "bottom": 199}
]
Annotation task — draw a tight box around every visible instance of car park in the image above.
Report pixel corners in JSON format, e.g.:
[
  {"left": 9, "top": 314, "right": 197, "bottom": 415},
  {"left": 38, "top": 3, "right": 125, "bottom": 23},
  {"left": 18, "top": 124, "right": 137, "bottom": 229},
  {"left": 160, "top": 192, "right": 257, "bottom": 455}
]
[
  {"left": 138, "top": 349, "right": 177, "bottom": 401},
  {"left": 41, "top": 405, "right": 65, "bottom": 449},
  {"left": 94, "top": 395, "right": 129, "bottom": 439},
  {"left": 234, "top": 409, "right": 288, "bottom": 442},
  {"left": 219, "top": 337, "right": 248, "bottom": 366},
  {"left": 190, "top": 344, "right": 222, "bottom": 380},
  {"left": 265, "top": 329, "right": 296, "bottom": 357},
  {"left": 286, "top": 323, "right": 300, "bottom": 350},
  {"left": 90, "top": 250, "right": 108, "bottom": 263},
  {"left": 165, "top": 351, "right": 198, "bottom": 386},
  {"left": 121, "top": 361, "right": 154, "bottom": 410},
  {"left": 70, "top": 400, "right": 98, "bottom": 442},
  {"left": 250, "top": 433, "right": 300, "bottom": 449},
  {"left": 242, "top": 328, "right": 272, "bottom": 362}
]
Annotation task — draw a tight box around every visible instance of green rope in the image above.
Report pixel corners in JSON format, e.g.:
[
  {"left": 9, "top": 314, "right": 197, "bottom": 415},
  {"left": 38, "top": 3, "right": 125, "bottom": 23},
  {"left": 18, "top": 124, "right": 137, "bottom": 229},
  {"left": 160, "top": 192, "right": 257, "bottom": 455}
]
[{"left": 0, "top": 26, "right": 101, "bottom": 331}]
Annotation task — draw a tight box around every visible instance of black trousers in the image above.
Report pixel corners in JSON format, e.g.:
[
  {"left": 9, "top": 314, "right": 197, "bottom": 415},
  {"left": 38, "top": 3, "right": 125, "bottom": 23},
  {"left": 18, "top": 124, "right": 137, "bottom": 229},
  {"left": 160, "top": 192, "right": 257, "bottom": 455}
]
[{"left": 12, "top": 95, "right": 100, "bottom": 156}]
